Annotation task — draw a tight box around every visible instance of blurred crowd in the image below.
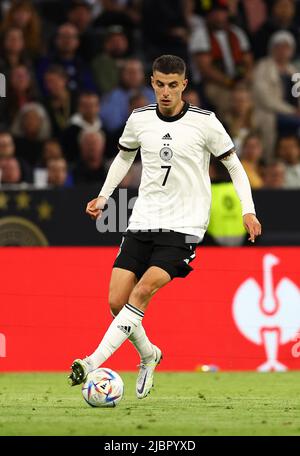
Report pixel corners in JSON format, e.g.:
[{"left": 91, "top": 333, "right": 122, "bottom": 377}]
[{"left": 0, "top": 0, "right": 300, "bottom": 190}]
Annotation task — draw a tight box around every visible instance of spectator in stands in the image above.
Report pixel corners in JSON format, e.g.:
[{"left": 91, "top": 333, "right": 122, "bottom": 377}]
[
  {"left": 47, "top": 157, "right": 73, "bottom": 188},
  {"left": 0, "top": 131, "right": 16, "bottom": 160},
  {"left": 39, "top": 139, "right": 64, "bottom": 167},
  {"left": 276, "top": 136, "right": 300, "bottom": 188},
  {"left": 1, "top": 0, "right": 42, "bottom": 57},
  {"left": 129, "top": 91, "right": 149, "bottom": 111},
  {"left": 36, "top": 23, "right": 96, "bottom": 95},
  {"left": 0, "top": 131, "right": 32, "bottom": 182},
  {"left": 3, "top": 64, "right": 40, "bottom": 126},
  {"left": 183, "top": 0, "right": 205, "bottom": 36},
  {"left": 43, "top": 65, "right": 77, "bottom": 139},
  {"left": 91, "top": 25, "right": 130, "bottom": 95},
  {"left": 72, "top": 131, "right": 106, "bottom": 184},
  {"left": 100, "top": 58, "right": 155, "bottom": 132},
  {"left": 92, "top": 0, "right": 139, "bottom": 48},
  {"left": 183, "top": 87, "right": 201, "bottom": 107},
  {"left": 263, "top": 161, "right": 286, "bottom": 188},
  {"left": 104, "top": 90, "right": 148, "bottom": 160},
  {"left": 240, "top": 133, "right": 264, "bottom": 189},
  {"left": 0, "top": 27, "right": 31, "bottom": 75},
  {"left": 142, "top": 0, "right": 189, "bottom": 63},
  {"left": 11, "top": 102, "right": 52, "bottom": 166},
  {"left": 225, "top": 0, "right": 267, "bottom": 36},
  {"left": 0, "top": 156, "right": 23, "bottom": 185},
  {"left": 253, "top": 31, "right": 300, "bottom": 162},
  {"left": 189, "top": 0, "right": 253, "bottom": 117},
  {"left": 66, "top": 0, "right": 98, "bottom": 61},
  {"left": 223, "top": 83, "right": 258, "bottom": 155},
  {"left": 62, "top": 91, "right": 102, "bottom": 162},
  {"left": 253, "top": 0, "right": 300, "bottom": 59}
]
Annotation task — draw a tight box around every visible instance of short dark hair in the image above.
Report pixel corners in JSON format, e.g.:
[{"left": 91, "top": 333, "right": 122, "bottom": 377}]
[
  {"left": 79, "top": 90, "right": 100, "bottom": 99},
  {"left": 152, "top": 55, "right": 186, "bottom": 76},
  {"left": 45, "top": 64, "right": 68, "bottom": 80}
]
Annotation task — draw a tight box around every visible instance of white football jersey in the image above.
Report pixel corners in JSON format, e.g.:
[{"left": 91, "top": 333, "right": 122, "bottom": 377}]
[{"left": 118, "top": 102, "right": 234, "bottom": 240}]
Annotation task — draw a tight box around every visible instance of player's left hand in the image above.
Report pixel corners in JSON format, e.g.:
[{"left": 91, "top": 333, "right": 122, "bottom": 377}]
[{"left": 243, "top": 213, "right": 262, "bottom": 243}]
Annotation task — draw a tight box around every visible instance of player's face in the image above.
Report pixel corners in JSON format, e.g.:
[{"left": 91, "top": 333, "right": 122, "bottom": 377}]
[{"left": 151, "top": 71, "right": 188, "bottom": 115}]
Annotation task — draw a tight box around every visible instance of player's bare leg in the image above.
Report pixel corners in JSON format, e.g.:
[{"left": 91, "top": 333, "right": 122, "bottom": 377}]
[
  {"left": 108, "top": 268, "right": 137, "bottom": 316},
  {"left": 108, "top": 268, "right": 157, "bottom": 365},
  {"left": 69, "top": 266, "right": 170, "bottom": 390},
  {"left": 69, "top": 268, "right": 137, "bottom": 386},
  {"left": 128, "top": 266, "right": 171, "bottom": 312},
  {"left": 128, "top": 266, "right": 171, "bottom": 398},
  {"left": 108, "top": 267, "right": 167, "bottom": 398}
]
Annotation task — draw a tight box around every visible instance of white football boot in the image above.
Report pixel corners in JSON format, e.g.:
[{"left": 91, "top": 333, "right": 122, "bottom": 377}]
[
  {"left": 136, "top": 345, "right": 162, "bottom": 399},
  {"left": 68, "top": 358, "right": 93, "bottom": 386}
]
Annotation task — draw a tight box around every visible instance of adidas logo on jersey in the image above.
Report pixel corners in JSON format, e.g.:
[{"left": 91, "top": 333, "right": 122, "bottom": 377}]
[
  {"left": 117, "top": 325, "right": 132, "bottom": 335},
  {"left": 162, "top": 133, "right": 172, "bottom": 140}
]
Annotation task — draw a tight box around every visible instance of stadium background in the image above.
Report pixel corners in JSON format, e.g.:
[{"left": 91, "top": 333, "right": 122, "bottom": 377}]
[{"left": 1, "top": 0, "right": 300, "bottom": 375}]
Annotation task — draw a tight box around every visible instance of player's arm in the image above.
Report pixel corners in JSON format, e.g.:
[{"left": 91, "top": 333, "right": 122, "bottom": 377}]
[
  {"left": 86, "top": 148, "right": 138, "bottom": 220},
  {"left": 86, "top": 113, "right": 139, "bottom": 220},
  {"left": 219, "top": 148, "right": 262, "bottom": 243}
]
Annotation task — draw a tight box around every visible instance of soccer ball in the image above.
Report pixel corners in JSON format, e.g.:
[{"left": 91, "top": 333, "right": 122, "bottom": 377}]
[{"left": 81, "top": 368, "right": 124, "bottom": 407}]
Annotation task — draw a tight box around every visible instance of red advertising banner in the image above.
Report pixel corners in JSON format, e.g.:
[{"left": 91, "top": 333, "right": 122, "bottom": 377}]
[{"left": 0, "top": 247, "right": 300, "bottom": 371}]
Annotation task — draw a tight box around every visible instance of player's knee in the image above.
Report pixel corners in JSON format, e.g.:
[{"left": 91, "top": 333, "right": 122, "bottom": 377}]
[
  {"left": 130, "top": 282, "right": 152, "bottom": 303},
  {"left": 109, "top": 295, "right": 124, "bottom": 316}
]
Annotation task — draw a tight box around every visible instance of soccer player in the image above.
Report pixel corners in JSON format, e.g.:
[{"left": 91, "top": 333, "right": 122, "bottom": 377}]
[{"left": 69, "top": 55, "right": 261, "bottom": 398}]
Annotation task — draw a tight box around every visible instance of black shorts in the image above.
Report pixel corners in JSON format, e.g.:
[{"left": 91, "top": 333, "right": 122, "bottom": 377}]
[{"left": 113, "top": 229, "right": 198, "bottom": 280}]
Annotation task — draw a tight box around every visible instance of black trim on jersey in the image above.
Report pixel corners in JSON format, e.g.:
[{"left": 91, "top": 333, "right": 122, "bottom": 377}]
[
  {"left": 188, "top": 105, "right": 212, "bottom": 115},
  {"left": 188, "top": 107, "right": 211, "bottom": 116},
  {"left": 133, "top": 104, "right": 156, "bottom": 113},
  {"left": 118, "top": 143, "right": 139, "bottom": 152},
  {"left": 156, "top": 101, "right": 189, "bottom": 122},
  {"left": 217, "top": 147, "right": 236, "bottom": 161}
]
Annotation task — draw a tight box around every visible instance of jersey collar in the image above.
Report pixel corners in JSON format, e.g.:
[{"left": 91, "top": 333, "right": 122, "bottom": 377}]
[{"left": 156, "top": 101, "right": 189, "bottom": 122}]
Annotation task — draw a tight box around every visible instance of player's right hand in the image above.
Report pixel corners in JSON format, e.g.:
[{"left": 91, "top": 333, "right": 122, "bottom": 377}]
[{"left": 86, "top": 196, "right": 107, "bottom": 220}]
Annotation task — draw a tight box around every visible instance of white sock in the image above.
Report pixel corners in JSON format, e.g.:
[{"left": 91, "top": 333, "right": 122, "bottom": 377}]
[
  {"left": 128, "top": 325, "right": 154, "bottom": 364},
  {"left": 110, "top": 308, "right": 154, "bottom": 364},
  {"left": 87, "top": 303, "right": 144, "bottom": 370}
]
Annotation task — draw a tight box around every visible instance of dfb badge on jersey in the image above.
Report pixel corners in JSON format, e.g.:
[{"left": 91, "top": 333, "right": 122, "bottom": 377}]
[{"left": 159, "top": 147, "right": 173, "bottom": 161}]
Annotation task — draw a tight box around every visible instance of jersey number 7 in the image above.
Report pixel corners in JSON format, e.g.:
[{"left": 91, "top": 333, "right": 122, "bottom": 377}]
[{"left": 161, "top": 165, "right": 171, "bottom": 186}]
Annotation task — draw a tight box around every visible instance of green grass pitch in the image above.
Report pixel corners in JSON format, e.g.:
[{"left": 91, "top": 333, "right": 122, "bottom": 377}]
[{"left": 0, "top": 372, "right": 300, "bottom": 436}]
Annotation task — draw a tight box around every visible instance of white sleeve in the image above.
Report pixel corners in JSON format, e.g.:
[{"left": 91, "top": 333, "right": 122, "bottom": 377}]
[
  {"left": 118, "top": 113, "right": 140, "bottom": 152},
  {"left": 98, "top": 150, "right": 138, "bottom": 199},
  {"left": 205, "top": 113, "right": 235, "bottom": 158},
  {"left": 221, "top": 152, "right": 256, "bottom": 216}
]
